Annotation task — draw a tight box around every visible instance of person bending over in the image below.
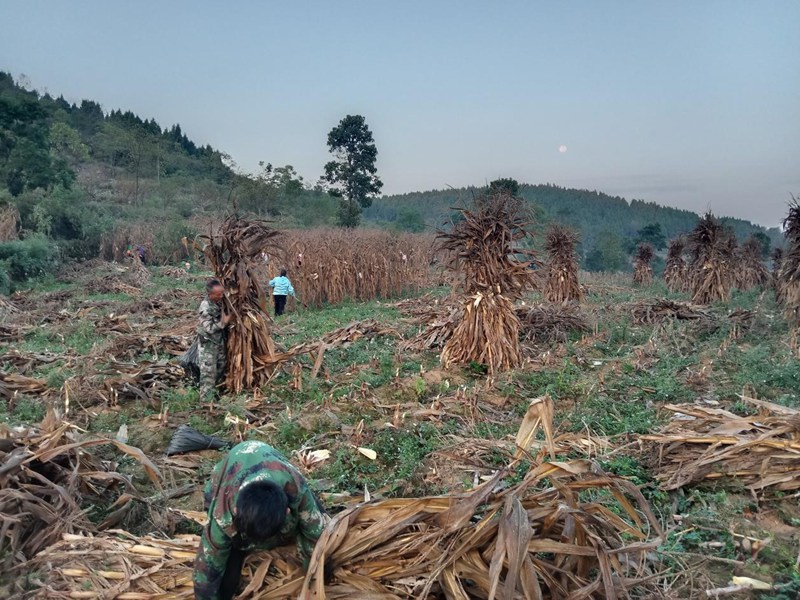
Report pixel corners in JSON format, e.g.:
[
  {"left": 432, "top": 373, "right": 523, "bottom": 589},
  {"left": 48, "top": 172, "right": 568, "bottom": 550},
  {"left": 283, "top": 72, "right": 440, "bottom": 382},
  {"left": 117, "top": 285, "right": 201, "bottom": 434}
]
[{"left": 193, "top": 440, "right": 328, "bottom": 600}]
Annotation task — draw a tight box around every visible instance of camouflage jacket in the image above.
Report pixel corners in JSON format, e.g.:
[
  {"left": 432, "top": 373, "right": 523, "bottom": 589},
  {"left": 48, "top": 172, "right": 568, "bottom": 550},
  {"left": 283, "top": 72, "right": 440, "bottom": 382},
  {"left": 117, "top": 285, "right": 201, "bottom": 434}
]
[
  {"left": 193, "top": 441, "right": 329, "bottom": 600},
  {"left": 197, "top": 296, "right": 225, "bottom": 345}
]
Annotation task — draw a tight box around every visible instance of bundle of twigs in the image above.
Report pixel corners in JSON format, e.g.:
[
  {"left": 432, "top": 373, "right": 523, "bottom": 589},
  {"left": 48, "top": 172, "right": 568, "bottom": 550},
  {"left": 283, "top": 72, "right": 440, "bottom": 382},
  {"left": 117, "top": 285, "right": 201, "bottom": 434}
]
[
  {"left": 735, "top": 235, "right": 769, "bottom": 290},
  {"left": 632, "top": 243, "right": 654, "bottom": 286},
  {"left": 0, "top": 410, "right": 161, "bottom": 569},
  {"left": 778, "top": 200, "right": 800, "bottom": 328},
  {"left": 542, "top": 224, "right": 581, "bottom": 302},
  {"left": 628, "top": 299, "right": 711, "bottom": 325},
  {"left": 663, "top": 237, "right": 688, "bottom": 292},
  {"left": 438, "top": 195, "right": 536, "bottom": 373},
  {"left": 642, "top": 398, "right": 800, "bottom": 492},
  {"left": 516, "top": 303, "right": 591, "bottom": 342},
  {"left": 771, "top": 247, "right": 784, "bottom": 303},
  {"left": 687, "top": 212, "right": 733, "bottom": 304},
  {"left": 29, "top": 399, "right": 663, "bottom": 599},
  {"left": 199, "top": 216, "right": 281, "bottom": 393}
]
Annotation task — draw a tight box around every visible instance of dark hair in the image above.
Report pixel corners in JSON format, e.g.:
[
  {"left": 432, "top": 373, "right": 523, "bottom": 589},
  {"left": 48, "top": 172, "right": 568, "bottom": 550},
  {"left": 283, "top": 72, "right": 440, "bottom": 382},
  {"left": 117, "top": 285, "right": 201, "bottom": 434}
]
[
  {"left": 279, "top": 268, "right": 287, "bottom": 277},
  {"left": 233, "top": 481, "right": 288, "bottom": 542},
  {"left": 206, "top": 279, "right": 223, "bottom": 293}
]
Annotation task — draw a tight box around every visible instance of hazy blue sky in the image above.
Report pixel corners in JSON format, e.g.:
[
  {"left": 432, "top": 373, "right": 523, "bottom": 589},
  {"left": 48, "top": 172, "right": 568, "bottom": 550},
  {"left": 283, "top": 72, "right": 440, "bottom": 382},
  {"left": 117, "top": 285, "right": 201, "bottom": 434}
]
[{"left": 1, "top": 1, "right": 798, "bottom": 227}]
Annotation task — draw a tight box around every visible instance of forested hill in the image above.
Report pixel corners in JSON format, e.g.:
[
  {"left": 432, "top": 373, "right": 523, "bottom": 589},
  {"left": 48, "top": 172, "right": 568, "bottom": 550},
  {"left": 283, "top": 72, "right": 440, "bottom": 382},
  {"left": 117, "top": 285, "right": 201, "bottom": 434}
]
[
  {"left": 365, "top": 184, "right": 782, "bottom": 259},
  {"left": 0, "top": 70, "right": 337, "bottom": 284}
]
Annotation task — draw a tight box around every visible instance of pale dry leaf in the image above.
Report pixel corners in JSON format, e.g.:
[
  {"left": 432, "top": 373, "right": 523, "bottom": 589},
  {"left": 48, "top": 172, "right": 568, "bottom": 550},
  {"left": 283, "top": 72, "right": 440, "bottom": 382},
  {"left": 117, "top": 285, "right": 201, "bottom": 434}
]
[{"left": 357, "top": 447, "right": 377, "bottom": 460}]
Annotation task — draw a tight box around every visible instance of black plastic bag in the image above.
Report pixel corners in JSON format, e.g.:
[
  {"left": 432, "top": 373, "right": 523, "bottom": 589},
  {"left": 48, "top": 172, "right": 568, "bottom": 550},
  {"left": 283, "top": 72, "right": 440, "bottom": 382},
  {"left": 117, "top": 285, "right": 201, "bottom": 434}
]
[{"left": 178, "top": 337, "right": 201, "bottom": 383}]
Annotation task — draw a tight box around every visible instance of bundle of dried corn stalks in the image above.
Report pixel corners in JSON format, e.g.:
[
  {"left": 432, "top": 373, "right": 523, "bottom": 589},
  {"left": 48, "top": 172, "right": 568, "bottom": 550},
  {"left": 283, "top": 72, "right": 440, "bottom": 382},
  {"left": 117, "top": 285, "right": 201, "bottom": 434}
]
[
  {"left": 28, "top": 398, "right": 663, "bottom": 599},
  {"left": 438, "top": 195, "right": 536, "bottom": 373},
  {"left": 198, "top": 216, "right": 281, "bottom": 393},
  {"left": 0, "top": 410, "right": 161, "bottom": 570},
  {"left": 734, "top": 236, "right": 769, "bottom": 291},
  {"left": 687, "top": 213, "right": 733, "bottom": 304},
  {"left": 628, "top": 299, "right": 711, "bottom": 325},
  {"left": 516, "top": 303, "right": 591, "bottom": 342},
  {"left": 543, "top": 224, "right": 581, "bottom": 302},
  {"left": 663, "top": 237, "right": 688, "bottom": 293},
  {"left": 441, "top": 292, "right": 523, "bottom": 373},
  {"left": 778, "top": 200, "right": 800, "bottom": 328},
  {"left": 632, "top": 243, "right": 655, "bottom": 286},
  {"left": 641, "top": 398, "right": 800, "bottom": 492}
]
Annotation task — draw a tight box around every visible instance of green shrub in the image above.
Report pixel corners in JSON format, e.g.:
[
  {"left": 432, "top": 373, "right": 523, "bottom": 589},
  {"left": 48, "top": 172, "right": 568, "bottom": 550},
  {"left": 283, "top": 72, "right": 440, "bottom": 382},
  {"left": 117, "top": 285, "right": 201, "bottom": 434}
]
[
  {"left": 152, "top": 219, "right": 196, "bottom": 264},
  {"left": 0, "top": 265, "right": 10, "bottom": 295},
  {"left": 0, "top": 235, "right": 59, "bottom": 285}
]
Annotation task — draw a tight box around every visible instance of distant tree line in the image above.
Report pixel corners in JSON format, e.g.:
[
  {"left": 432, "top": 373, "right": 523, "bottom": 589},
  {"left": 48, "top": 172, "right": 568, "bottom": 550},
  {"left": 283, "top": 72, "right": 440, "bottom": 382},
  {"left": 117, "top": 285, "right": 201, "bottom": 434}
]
[{"left": 365, "top": 182, "right": 782, "bottom": 271}]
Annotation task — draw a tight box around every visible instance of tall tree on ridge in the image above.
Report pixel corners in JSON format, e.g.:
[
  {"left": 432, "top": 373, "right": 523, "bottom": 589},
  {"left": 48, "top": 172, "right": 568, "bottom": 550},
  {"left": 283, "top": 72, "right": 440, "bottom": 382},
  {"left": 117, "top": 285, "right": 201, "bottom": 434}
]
[{"left": 323, "top": 115, "right": 383, "bottom": 228}]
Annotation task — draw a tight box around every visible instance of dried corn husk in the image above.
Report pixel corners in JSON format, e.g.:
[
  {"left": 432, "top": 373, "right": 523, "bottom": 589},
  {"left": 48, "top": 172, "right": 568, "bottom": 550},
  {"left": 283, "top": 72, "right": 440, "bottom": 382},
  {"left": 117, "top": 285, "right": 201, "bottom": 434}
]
[{"left": 642, "top": 399, "right": 800, "bottom": 492}]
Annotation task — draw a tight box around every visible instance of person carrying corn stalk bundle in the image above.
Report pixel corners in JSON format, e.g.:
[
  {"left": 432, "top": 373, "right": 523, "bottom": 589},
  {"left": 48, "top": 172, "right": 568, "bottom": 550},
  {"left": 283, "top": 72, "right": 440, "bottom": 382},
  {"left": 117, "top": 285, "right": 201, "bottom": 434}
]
[
  {"left": 268, "top": 267, "right": 298, "bottom": 316},
  {"left": 197, "top": 279, "right": 231, "bottom": 402},
  {"left": 199, "top": 216, "right": 280, "bottom": 394},
  {"left": 193, "top": 440, "right": 329, "bottom": 600}
]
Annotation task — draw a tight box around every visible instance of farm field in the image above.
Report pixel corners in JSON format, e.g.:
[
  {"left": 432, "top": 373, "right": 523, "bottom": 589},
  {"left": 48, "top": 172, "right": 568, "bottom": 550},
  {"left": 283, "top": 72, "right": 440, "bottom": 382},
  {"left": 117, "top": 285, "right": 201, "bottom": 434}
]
[{"left": 1, "top": 253, "right": 799, "bottom": 598}]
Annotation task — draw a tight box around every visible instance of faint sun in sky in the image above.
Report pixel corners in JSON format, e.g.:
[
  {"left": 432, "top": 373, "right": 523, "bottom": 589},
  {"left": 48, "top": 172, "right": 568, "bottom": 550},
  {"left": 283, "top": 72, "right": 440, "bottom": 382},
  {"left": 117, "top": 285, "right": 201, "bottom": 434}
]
[{"left": 559, "top": 145, "right": 568, "bottom": 153}]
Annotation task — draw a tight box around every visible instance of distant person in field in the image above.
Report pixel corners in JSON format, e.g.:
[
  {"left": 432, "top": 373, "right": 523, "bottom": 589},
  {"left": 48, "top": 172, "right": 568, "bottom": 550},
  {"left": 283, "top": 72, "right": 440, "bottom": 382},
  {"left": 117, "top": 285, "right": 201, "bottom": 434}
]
[
  {"left": 193, "top": 440, "right": 329, "bottom": 600},
  {"left": 268, "top": 267, "right": 297, "bottom": 316},
  {"left": 126, "top": 244, "right": 147, "bottom": 265},
  {"left": 197, "top": 279, "right": 230, "bottom": 401}
]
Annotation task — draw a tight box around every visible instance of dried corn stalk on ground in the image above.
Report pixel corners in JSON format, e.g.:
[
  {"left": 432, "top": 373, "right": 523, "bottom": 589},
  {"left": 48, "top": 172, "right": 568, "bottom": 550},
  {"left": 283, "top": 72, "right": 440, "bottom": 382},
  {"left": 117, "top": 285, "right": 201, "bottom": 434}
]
[
  {"left": 641, "top": 398, "right": 800, "bottom": 492},
  {"left": 25, "top": 398, "right": 663, "bottom": 599}
]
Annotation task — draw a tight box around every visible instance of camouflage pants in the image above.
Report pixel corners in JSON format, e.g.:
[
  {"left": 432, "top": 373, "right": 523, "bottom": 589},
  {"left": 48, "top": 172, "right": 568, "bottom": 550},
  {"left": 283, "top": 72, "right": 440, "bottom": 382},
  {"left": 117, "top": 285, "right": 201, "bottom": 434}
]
[{"left": 198, "top": 339, "right": 227, "bottom": 400}]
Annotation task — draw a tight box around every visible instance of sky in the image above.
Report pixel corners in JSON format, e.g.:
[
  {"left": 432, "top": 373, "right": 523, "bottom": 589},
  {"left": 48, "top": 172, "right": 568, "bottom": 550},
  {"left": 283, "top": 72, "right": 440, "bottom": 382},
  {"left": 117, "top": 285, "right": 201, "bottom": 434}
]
[{"left": 1, "top": 1, "right": 799, "bottom": 228}]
